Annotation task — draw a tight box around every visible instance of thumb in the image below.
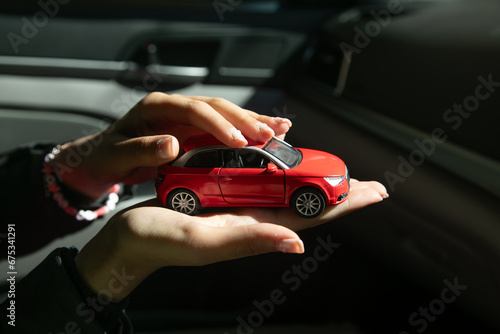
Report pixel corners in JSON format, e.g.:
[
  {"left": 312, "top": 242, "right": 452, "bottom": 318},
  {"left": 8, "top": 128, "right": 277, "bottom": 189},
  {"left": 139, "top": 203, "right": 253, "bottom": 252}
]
[
  {"left": 190, "top": 223, "right": 305, "bottom": 265},
  {"left": 115, "top": 135, "right": 180, "bottom": 167}
]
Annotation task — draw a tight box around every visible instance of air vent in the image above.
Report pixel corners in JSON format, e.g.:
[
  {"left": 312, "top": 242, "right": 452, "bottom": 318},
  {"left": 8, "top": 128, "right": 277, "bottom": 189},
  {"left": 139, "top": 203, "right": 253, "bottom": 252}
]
[{"left": 122, "top": 39, "right": 220, "bottom": 86}]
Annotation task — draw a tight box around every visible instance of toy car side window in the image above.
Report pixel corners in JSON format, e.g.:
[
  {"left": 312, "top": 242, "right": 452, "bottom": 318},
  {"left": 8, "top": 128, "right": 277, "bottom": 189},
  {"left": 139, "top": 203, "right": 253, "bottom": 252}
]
[
  {"left": 223, "top": 149, "right": 269, "bottom": 168},
  {"left": 223, "top": 149, "right": 243, "bottom": 168},
  {"left": 185, "top": 149, "right": 221, "bottom": 168},
  {"left": 239, "top": 149, "right": 268, "bottom": 168}
]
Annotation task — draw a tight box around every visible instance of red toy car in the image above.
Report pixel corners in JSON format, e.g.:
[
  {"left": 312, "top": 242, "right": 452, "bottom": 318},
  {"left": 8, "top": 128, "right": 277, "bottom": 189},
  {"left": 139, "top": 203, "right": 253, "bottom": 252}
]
[{"left": 155, "top": 135, "right": 349, "bottom": 218}]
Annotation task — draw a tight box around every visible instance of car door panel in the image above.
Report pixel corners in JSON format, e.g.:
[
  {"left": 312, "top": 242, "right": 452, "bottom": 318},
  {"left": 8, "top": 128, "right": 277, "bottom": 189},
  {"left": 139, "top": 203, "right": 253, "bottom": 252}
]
[
  {"left": 219, "top": 168, "right": 285, "bottom": 204},
  {"left": 162, "top": 167, "right": 222, "bottom": 206}
]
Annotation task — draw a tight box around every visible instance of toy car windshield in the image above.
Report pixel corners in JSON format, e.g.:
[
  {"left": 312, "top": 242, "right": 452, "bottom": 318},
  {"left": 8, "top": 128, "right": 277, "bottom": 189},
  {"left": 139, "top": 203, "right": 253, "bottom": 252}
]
[{"left": 262, "top": 137, "right": 302, "bottom": 168}]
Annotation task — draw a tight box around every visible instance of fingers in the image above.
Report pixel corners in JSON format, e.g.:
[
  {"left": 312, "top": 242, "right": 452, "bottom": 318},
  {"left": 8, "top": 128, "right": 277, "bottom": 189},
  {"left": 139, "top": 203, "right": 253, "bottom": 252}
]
[
  {"left": 350, "top": 179, "right": 389, "bottom": 199},
  {"left": 137, "top": 93, "right": 292, "bottom": 147},
  {"left": 137, "top": 93, "right": 248, "bottom": 147},
  {"left": 313, "top": 180, "right": 388, "bottom": 224},
  {"left": 247, "top": 111, "right": 293, "bottom": 138},
  {"left": 190, "top": 96, "right": 293, "bottom": 141},
  {"left": 187, "top": 96, "right": 277, "bottom": 143}
]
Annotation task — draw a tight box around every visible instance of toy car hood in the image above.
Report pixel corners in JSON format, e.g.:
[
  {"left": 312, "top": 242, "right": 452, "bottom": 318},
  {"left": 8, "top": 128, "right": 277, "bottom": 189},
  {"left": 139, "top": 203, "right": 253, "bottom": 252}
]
[{"left": 289, "top": 148, "right": 346, "bottom": 177}]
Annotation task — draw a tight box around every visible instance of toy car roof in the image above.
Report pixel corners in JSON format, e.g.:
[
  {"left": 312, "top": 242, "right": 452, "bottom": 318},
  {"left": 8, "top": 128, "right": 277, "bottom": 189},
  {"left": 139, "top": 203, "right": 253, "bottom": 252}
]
[{"left": 182, "top": 134, "right": 265, "bottom": 152}]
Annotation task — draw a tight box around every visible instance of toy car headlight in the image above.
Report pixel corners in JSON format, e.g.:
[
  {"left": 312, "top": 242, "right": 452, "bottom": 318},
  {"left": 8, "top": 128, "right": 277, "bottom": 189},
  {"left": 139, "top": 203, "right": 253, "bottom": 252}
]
[{"left": 324, "top": 176, "right": 344, "bottom": 187}]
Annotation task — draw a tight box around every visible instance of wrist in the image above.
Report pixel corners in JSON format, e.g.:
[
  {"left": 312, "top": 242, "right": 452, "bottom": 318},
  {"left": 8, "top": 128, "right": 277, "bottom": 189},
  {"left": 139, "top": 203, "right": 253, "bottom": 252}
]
[
  {"left": 74, "top": 220, "right": 154, "bottom": 302},
  {"left": 52, "top": 135, "right": 114, "bottom": 201},
  {"left": 42, "top": 144, "right": 121, "bottom": 221}
]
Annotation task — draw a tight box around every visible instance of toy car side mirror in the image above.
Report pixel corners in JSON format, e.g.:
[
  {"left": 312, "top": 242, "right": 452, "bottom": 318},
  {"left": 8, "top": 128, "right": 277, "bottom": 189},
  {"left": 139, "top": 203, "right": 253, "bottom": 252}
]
[{"left": 267, "top": 163, "right": 278, "bottom": 173}]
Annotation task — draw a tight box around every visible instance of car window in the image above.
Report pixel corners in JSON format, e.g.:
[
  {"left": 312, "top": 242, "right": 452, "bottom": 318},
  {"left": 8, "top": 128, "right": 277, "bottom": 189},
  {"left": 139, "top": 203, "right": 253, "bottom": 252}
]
[
  {"left": 222, "top": 149, "right": 242, "bottom": 168},
  {"left": 185, "top": 149, "right": 221, "bottom": 168},
  {"left": 222, "top": 149, "right": 268, "bottom": 168},
  {"left": 239, "top": 149, "right": 268, "bottom": 168}
]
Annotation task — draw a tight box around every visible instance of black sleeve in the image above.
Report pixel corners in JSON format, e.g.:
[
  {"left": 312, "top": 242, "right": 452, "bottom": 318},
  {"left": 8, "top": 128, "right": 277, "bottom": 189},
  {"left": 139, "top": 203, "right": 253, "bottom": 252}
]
[
  {"left": 0, "top": 143, "right": 93, "bottom": 257},
  {"left": 1, "top": 247, "right": 132, "bottom": 334},
  {"left": 1, "top": 144, "right": 134, "bottom": 333}
]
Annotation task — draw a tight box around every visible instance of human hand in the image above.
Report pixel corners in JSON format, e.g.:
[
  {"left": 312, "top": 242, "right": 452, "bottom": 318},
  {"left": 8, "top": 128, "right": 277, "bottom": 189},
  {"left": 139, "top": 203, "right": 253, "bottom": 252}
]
[
  {"left": 74, "top": 179, "right": 387, "bottom": 302},
  {"left": 53, "top": 93, "right": 292, "bottom": 200}
]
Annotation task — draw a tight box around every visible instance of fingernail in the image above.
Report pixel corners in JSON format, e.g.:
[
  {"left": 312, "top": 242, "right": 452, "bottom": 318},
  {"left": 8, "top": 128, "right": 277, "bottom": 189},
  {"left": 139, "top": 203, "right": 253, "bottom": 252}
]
[
  {"left": 274, "top": 117, "right": 292, "bottom": 128},
  {"left": 382, "top": 193, "right": 390, "bottom": 199},
  {"left": 278, "top": 239, "right": 305, "bottom": 254},
  {"left": 157, "top": 137, "right": 178, "bottom": 159},
  {"left": 230, "top": 128, "right": 248, "bottom": 145},
  {"left": 257, "top": 121, "right": 275, "bottom": 135}
]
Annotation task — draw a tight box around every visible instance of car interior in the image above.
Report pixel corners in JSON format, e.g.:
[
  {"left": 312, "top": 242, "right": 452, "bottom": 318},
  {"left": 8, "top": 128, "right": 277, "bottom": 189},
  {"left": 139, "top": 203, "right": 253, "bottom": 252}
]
[{"left": 1, "top": 0, "right": 499, "bottom": 333}]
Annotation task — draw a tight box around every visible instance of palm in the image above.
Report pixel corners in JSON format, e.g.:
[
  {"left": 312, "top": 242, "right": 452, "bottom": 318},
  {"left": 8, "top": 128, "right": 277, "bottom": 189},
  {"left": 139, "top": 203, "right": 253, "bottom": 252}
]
[{"left": 114, "top": 179, "right": 386, "bottom": 267}]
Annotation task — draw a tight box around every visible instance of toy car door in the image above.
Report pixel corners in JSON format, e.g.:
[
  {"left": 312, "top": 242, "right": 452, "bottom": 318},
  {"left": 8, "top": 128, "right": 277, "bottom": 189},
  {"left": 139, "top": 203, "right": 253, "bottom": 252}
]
[{"left": 219, "top": 148, "right": 285, "bottom": 204}]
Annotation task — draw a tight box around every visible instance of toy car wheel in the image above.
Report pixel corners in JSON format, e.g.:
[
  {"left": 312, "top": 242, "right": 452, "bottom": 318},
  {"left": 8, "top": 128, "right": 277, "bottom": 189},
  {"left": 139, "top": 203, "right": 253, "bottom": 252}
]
[
  {"left": 167, "top": 189, "right": 200, "bottom": 215},
  {"left": 292, "top": 188, "right": 325, "bottom": 218}
]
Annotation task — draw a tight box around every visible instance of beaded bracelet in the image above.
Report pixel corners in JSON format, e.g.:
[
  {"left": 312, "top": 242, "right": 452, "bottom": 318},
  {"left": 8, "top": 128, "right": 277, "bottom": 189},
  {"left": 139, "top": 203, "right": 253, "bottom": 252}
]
[{"left": 43, "top": 144, "right": 120, "bottom": 222}]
